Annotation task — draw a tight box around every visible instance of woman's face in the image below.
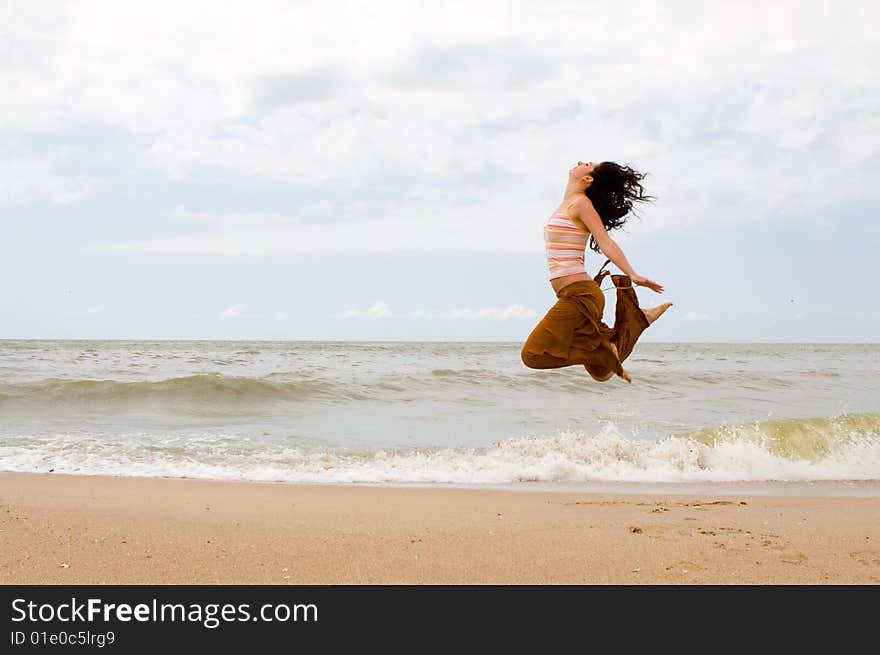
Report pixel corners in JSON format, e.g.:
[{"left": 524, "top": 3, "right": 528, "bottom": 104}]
[{"left": 570, "top": 161, "right": 597, "bottom": 179}]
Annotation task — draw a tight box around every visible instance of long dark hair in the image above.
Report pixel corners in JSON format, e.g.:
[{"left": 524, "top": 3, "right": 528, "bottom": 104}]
[{"left": 584, "top": 162, "right": 654, "bottom": 253}]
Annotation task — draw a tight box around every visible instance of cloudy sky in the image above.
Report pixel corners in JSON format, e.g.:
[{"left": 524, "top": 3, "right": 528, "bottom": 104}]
[{"left": 2, "top": 0, "right": 878, "bottom": 342}]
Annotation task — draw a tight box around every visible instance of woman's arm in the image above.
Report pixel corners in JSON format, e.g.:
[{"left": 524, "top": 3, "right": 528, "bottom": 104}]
[{"left": 569, "top": 197, "right": 664, "bottom": 293}]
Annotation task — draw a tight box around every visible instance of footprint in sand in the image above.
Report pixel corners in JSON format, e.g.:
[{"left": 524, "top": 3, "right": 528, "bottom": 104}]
[
  {"left": 849, "top": 551, "right": 880, "bottom": 566},
  {"left": 779, "top": 551, "right": 808, "bottom": 564},
  {"left": 664, "top": 560, "right": 700, "bottom": 574}
]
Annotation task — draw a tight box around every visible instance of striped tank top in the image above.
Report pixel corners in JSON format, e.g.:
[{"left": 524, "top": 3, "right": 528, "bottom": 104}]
[{"left": 544, "top": 207, "right": 589, "bottom": 280}]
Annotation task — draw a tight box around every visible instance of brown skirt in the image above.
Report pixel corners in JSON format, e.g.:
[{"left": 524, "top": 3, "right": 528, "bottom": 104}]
[{"left": 520, "top": 267, "right": 650, "bottom": 380}]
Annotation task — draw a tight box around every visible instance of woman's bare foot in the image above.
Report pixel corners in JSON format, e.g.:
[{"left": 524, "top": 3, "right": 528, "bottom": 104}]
[
  {"left": 585, "top": 342, "right": 632, "bottom": 383},
  {"left": 642, "top": 302, "right": 673, "bottom": 325}
]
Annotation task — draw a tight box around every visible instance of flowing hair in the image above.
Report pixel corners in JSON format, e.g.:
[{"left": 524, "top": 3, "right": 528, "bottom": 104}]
[{"left": 584, "top": 162, "right": 654, "bottom": 253}]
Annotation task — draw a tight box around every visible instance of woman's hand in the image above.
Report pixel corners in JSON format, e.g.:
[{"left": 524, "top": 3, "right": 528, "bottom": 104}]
[{"left": 631, "top": 275, "right": 664, "bottom": 293}]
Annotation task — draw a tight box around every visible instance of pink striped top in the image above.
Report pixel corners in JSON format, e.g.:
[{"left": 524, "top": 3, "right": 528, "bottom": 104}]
[{"left": 544, "top": 207, "right": 589, "bottom": 280}]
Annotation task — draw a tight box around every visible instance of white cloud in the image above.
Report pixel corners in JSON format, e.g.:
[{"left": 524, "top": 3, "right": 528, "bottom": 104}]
[
  {"left": 66, "top": 304, "right": 106, "bottom": 317},
  {"left": 0, "top": 152, "right": 94, "bottom": 205},
  {"left": 683, "top": 311, "right": 711, "bottom": 321},
  {"left": 329, "top": 303, "right": 535, "bottom": 322},
  {"left": 222, "top": 303, "right": 247, "bottom": 318},
  {"left": 96, "top": 196, "right": 543, "bottom": 253},
  {"left": 5, "top": 0, "right": 879, "bottom": 239},
  {"left": 413, "top": 304, "right": 536, "bottom": 321},
  {"left": 335, "top": 302, "right": 393, "bottom": 320}
]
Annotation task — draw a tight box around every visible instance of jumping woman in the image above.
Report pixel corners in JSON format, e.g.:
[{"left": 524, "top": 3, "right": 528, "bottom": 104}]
[{"left": 520, "top": 161, "right": 672, "bottom": 383}]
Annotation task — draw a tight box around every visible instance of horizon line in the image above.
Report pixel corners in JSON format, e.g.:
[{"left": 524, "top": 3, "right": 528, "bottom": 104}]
[{"left": 1, "top": 338, "right": 879, "bottom": 346}]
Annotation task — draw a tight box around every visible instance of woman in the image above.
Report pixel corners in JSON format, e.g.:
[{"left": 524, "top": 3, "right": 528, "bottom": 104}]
[{"left": 520, "top": 161, "right": 672, "bottom": 383}]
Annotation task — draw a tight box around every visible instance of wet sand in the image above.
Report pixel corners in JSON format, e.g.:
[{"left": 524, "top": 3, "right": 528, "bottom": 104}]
[{"left": 2, "top": 472, "right": 879, "bottom": 584}]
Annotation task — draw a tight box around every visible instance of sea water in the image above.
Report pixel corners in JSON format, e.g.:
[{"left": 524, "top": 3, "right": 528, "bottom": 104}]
[{"left": 1, "top": 340, "right": 878, "bottom": 490}]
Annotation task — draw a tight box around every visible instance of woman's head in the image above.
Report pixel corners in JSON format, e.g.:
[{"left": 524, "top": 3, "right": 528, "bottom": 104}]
[
  {"left": 569, "top": 161, "right": 598, "bottom": 181},
  {"left": 576, "top": 160, "right": 654, "bottom": 252}
]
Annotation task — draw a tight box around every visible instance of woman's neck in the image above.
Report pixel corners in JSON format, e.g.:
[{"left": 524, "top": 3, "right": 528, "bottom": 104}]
[{"left": 562, "top": 183, "right": 587, "bottom": 203}]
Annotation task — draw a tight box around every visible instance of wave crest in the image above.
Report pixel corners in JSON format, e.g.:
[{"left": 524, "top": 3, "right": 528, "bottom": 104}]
[
  {"left": 0, "top": 374, "right": 342, "bottom": 415},
  {"left": 2, "top": 414, "right": 878, "bottom": 484}
]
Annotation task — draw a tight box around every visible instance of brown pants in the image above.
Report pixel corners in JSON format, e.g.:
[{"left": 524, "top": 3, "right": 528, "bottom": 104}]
[{"left": 520, "top": 270, "right": 649, "bottom": 380}]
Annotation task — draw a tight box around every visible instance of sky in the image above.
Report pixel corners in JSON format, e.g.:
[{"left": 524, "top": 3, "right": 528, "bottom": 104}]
[{"left": 1, "top": 0, "right": 878, "bottom": 342}]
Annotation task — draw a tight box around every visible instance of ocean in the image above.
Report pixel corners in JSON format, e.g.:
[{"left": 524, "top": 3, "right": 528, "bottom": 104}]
[{"left": 1, "top": 340, "right": 878, "bottom": 492}]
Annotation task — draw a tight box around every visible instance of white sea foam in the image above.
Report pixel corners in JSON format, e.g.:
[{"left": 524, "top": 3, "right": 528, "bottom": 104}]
[{"left": 3, "top": 417, "right": 879, "bottom": 485}]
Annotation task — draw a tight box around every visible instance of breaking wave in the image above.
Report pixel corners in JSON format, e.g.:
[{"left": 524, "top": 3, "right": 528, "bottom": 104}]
[{"left": 2, "top": 414, "right": 878, "bottom": 484}]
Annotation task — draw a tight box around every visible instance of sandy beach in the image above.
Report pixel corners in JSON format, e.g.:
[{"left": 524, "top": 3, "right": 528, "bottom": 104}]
[{"left": 1, "top": 472, "right": 879, "bottom": 584}]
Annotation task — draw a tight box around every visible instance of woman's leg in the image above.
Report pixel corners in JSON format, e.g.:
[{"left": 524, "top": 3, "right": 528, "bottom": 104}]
[
  {"left": 521, "top": 281, "right": 619, "bottom": 372},
  {"left": 608, "top": 275, "right": 650, "bottom": 363},
  {"left": 520, "top": 295, "right": 586, "bottom": 369},
  {"left": 521, "top": 271, "right": 670, "bottom": 381},
  {"left": 580, "top": 261, "right": 629, "bottom": 381},
  {"left": 608, "top": 275, "right": 672, "bottom": 362}
]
